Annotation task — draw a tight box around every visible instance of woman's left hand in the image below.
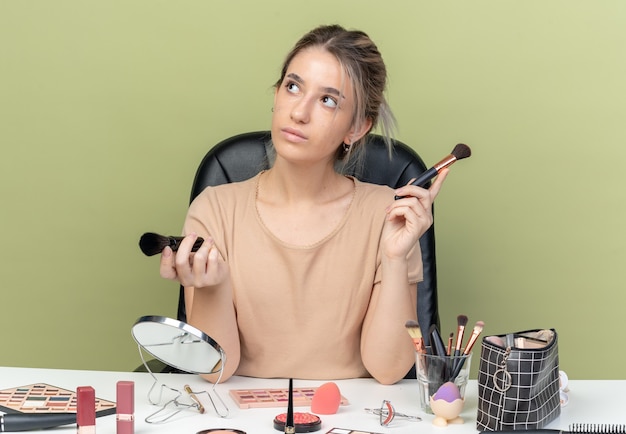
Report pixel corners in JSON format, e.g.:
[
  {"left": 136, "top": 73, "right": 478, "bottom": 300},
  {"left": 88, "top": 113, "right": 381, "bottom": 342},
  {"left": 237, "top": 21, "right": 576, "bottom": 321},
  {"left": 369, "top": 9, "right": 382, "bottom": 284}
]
[{"left": 382, "top": 168, "right": 449, "bottom": 259}]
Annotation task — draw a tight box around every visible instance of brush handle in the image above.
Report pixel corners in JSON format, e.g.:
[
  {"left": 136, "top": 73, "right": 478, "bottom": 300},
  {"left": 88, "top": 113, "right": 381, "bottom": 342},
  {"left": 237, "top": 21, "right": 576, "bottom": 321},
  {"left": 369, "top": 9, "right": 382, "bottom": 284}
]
[
  {"left": 394, "top": 167, "right": 438, "bottom": 199},
  {"left": 168, "top": 236, "right": 205, "bottom": 253},
  {"left": 429, "top": 325, "right": 447, "bottom": 357},
  {"left": 409, "top": 167, "right": 438, "bottom": 188},
  {"left": 451, "top": 338, "right": 464, "bottom": 375},
  {"left": 1, "top": 413, "right": 76, "bottom": 432},
  {"left": 450, "top": 347, "right": 462, "bottom": 378},
  {"left": 448, "top": 354, "right": 470, "bottom": 382},
  {"left": 139, "top": 232, "right": 206, "bottom": 256}
]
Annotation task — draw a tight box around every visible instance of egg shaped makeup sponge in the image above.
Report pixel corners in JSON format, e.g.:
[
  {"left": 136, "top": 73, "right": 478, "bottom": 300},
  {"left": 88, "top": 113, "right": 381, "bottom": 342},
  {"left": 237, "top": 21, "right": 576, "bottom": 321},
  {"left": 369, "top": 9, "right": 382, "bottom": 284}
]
[
  {"left": 311, "top": 382, "right": 341, "bottom": 415},
  {"left": 432, "top": 382, "right": 462, "bottom": 403}
]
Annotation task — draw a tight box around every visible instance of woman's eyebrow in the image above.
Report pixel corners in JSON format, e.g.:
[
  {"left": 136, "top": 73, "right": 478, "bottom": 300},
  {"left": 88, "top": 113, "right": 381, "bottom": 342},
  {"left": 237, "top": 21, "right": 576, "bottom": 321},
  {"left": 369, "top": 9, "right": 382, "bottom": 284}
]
[
  {"left": 286, "top": 72, "right": 344, "bottom": 99},
  {"left": 287, "top": 72, "right": 304, "bottom": 84}
]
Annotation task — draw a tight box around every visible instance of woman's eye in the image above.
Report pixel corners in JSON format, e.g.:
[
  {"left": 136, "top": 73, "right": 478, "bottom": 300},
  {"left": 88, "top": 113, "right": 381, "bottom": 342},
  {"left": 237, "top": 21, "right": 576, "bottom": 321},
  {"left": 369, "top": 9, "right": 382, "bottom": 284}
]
[
  {"left": 322, "top": 96, "right": 338, "bottom": 108},
  {"left": 286, "top": 82, "right": 300, "bottom": 93}
]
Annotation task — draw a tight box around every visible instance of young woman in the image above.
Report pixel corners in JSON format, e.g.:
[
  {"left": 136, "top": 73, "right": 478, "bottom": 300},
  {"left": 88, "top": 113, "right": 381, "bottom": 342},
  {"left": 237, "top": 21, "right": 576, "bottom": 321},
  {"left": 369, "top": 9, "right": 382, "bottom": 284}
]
[{"left": 159, "top": 24, "right": 448, "bottom": 385}]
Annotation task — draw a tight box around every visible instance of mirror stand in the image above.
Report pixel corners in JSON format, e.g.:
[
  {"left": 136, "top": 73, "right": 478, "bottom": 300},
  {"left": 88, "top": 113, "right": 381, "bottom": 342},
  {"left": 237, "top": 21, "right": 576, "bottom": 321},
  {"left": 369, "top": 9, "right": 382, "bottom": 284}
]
[{"left": 132, "top": 316, "right": 230, "bottom": 422}]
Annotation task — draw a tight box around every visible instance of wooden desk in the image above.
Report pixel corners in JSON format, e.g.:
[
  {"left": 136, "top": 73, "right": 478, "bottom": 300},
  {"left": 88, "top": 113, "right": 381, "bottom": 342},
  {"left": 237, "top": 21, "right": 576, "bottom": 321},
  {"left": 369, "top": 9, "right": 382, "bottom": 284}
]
[{"left": 1, "top": 366, "right": 624, "bottom": 433}]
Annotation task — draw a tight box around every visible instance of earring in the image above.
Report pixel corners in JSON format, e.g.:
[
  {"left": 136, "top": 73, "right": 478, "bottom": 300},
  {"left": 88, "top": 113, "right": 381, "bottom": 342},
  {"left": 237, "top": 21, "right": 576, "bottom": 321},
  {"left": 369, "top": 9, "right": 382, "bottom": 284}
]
[{"left": 342, "top": 142, "right": 351, "bottom": 152}]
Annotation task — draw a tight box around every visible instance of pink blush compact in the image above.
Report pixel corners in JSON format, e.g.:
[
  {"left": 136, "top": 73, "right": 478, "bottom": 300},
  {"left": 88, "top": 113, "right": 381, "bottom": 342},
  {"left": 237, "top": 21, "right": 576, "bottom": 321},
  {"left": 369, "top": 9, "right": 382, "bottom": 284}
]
[{"left": 273, "top": 412, "right": 322, "bottom": 432}]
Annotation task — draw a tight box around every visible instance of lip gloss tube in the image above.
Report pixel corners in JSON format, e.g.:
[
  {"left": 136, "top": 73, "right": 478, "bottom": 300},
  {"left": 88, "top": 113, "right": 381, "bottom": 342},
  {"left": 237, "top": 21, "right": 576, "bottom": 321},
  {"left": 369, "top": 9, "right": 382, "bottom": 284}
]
[
  {"left": 116, "top": 381, "right": 134, "bottom": 434},
  {"left": 76, "top": 386, "right": 96, "bottom": 434}
]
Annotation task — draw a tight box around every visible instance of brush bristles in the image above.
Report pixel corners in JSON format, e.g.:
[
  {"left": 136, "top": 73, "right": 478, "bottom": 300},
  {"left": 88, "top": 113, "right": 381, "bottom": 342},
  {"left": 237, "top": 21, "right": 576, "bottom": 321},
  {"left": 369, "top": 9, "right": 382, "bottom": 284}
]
[
  {"left": 457, "top": 314, "right": 468, "bottom": 327},
  {"left": 474, "top": 320, "right": 485, "bottom": 332},
  {"left": 139, "top": 232, "right": 172, "bottom": 256},
  {"left": 404, "top": 320, "right": 422, "bottom": 339},
  {"left": 405, "top": 319, "right": 419, "bottom": 328},
  {"left": 405, "top": 319, "right": 424, "bottom": 353},
  {"left": 451, "top": 143, "right": 471, "bottom": 160}
]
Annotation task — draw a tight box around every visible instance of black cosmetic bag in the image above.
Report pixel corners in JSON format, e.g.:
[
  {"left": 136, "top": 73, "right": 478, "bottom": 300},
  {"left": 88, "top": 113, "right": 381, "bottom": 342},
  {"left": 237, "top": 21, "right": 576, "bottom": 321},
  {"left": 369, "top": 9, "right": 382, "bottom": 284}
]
[{"left": 476, "top": 329, "right": 560, "bottom": 431}]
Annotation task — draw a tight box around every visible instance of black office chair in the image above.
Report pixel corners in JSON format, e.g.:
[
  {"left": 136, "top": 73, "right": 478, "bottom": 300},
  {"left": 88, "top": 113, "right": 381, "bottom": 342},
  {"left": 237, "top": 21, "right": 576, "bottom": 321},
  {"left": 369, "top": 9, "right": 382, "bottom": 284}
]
[{"left": 140, "top": 131, "right": 440, "bottom": 377}]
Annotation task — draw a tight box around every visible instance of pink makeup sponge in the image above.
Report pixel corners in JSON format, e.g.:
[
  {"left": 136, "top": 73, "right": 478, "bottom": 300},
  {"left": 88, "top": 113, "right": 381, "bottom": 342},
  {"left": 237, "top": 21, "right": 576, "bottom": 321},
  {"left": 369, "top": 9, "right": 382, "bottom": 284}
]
[{"left": 311, "top": 382, "right": 341, "bottom": 415}]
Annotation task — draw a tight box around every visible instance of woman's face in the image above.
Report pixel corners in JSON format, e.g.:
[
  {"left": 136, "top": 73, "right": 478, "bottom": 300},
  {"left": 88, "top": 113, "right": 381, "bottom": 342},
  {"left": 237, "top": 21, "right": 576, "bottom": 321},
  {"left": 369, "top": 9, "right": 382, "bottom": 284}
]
[{"left": 271, "top": 46, "right": 367, "bottom": 166}]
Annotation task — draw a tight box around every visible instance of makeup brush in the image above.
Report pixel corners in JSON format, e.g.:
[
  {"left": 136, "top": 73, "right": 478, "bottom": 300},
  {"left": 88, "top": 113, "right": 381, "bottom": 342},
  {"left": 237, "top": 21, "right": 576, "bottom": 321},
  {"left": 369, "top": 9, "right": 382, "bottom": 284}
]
[
  {"left": 449, "top": 320, "right": 485, "bottom": 381},
  {"left": 285, "top": 378, "right": 295, "bottom": 434},
  {"left": 138, "top": 232, "right": 205, "bottom": 256},
  {"left": 450, "top": 314, "right": 468, "bottom": 375},
  {"left": 404, "top": 320, "right": 425, "bottom": 353},
  {"left": 481, "top": 424, "right": 626, "bottom": 434},
  {"left": 447, "top": 332, "right": 454, "bottom": 356},
  {"left": 395, "top": 143, "right": 472, "bottom": 199},
  {"left": 453, "top": 315, "right": 468, "bottom": 358},
  {"left": 429, "top": 324, "right": 447, "bottom": 357},
  {"left": 462, "top": 320, "right": 485, "bottom": 356}
]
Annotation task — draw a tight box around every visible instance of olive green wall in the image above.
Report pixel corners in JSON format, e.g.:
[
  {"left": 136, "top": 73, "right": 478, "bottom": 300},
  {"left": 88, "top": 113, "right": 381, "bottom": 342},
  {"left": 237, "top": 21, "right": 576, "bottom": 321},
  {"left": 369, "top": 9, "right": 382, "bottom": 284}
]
[{"left": 1, "top": 1, "right": 624, "bottom": 379}]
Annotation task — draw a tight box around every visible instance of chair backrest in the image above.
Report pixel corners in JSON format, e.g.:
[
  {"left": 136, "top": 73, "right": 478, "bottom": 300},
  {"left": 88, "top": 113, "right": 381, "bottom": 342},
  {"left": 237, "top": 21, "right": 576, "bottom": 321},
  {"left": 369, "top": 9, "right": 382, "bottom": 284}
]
[{"left": 177, "top": 131, "right": 439, "bottom": 344}]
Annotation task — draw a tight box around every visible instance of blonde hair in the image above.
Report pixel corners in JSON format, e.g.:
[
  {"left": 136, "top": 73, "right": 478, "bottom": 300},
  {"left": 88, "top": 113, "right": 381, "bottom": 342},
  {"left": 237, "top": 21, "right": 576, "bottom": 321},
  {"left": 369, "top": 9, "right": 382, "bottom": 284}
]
[{"left": 274, "top": 24, "right": 396, "bottom": 169}]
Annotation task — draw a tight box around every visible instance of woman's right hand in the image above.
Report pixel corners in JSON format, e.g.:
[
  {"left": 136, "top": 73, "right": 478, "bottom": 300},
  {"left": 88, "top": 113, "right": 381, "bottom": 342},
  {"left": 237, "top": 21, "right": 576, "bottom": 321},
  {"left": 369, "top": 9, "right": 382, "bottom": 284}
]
[{"left": 159, "top": 233, "right": 229, "bottom": 289}]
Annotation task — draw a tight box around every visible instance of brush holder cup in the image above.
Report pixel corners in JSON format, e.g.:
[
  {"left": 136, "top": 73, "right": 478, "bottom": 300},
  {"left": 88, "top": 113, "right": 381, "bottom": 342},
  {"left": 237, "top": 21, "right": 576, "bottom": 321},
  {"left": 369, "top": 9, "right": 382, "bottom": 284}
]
[{"left": 415, "top": 352, "right": 472, "bottom": 419}]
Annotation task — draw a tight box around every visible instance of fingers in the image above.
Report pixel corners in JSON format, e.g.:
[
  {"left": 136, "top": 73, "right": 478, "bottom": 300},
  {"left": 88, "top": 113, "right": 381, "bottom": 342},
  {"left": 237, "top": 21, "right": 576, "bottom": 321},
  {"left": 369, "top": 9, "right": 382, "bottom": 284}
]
[
  {"left": 164, "top": 233, "right": 226, "bottom": 288},
  {"left": 175, "top": 233, "right": 209, "bottom": 286},
  {"left": 159, "top": 233, "right": 212, "bottom": 284},
  {"left": 387, "top": 198, "right": 433, "bottom": 229},
  {"left": 393, "top": 168, "right": 450, "bottom": 206},
  {"left": 427, "top": 168, "right": 449, "bottom": 199},
  {"left": 386, "top": 169, "right": 451, "bottom": 244},
  {"left": 187, "top": 236, "right": 213, "bottom": 276},
  {"left": 159, "top": 246, "right": 177, "bottom": 280},
  {"left": 383, "top": 197, "right": 433, "bottom": 259}
]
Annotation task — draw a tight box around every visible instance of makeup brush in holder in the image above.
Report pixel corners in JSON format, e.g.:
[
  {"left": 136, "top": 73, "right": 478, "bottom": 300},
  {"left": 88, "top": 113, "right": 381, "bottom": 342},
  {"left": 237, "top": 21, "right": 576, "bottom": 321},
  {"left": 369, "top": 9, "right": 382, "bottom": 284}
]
[{"left": 409, "top": 315, "right": 484, "bottom": 416}]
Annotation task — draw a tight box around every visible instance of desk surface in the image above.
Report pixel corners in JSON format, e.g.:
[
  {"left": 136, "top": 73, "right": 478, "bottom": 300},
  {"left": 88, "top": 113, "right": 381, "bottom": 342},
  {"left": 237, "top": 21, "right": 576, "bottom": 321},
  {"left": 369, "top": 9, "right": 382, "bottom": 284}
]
[{"left": 1, "top": 366, "right": 624, "bottom": 433}]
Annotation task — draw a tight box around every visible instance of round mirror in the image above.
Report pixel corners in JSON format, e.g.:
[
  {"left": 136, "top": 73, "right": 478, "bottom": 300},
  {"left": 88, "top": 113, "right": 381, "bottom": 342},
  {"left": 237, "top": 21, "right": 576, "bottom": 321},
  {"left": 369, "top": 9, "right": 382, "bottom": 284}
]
[{"left": 131, "top": 315, "right": 224, "bottom": 374}]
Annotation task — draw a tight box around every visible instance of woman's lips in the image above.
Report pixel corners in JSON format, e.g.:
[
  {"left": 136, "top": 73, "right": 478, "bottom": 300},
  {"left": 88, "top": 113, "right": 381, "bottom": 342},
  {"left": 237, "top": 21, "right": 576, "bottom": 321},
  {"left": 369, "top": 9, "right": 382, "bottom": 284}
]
[{"left": 281, "top": 127, "right": 307, "bottom": 143}]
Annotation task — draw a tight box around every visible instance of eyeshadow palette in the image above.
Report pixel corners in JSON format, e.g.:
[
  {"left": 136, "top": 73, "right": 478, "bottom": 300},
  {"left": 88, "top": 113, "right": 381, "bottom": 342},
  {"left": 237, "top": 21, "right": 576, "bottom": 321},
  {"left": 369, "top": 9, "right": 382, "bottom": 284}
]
[
  {"left": 0, "top": 383, "right": 116, "bottom": 416},
  {"left": 229, "top": 387, "right": 349, "bottom": 409}
]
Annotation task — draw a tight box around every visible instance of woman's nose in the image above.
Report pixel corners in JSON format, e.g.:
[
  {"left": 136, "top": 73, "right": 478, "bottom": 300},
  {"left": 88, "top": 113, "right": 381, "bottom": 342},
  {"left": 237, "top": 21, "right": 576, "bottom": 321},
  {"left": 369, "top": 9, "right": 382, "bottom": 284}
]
[{"left": 290, "top": 98, "right": 311, "bottom": 123}]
